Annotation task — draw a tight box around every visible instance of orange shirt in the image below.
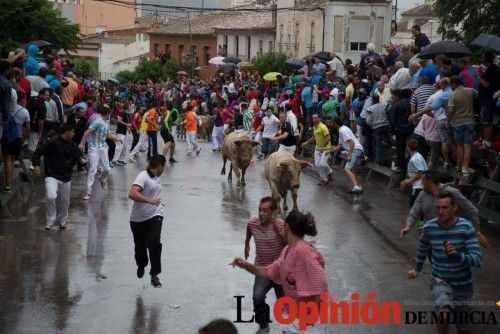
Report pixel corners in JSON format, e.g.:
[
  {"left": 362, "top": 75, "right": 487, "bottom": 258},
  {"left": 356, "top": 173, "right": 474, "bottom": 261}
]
[
  {"left": 185, "top": 111, "right": 197, "bottom": 132},
  {"left": 61, "top": 78, "right": 79, "bottom": 106},
  {"left": 146, "top": 108, "right": 159, "bottom": 132}
]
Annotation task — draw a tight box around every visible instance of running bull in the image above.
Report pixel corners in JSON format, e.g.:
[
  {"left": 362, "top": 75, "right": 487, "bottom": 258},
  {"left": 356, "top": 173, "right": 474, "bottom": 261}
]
[
  {"left": 265, "top": 151, "right": 312, "bottom": 212},
  {"left": 221, "top": 133, "right": 259, "bottom": 187}
]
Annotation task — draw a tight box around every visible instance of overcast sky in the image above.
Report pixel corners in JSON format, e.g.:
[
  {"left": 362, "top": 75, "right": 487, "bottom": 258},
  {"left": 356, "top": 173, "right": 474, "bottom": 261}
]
[{"left": 397, "top": 0, "right": 425, "bottom": 12}]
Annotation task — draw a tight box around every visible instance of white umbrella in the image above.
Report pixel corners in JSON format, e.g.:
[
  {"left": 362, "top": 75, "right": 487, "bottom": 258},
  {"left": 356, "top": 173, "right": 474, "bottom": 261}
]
[{"left": 209, "top": 56, "right": 225, "bottom": 65}]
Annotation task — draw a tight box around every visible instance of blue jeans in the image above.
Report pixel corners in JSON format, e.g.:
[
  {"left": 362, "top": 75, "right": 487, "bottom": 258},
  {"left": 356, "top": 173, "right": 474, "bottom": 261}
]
[
  {"left": 253, "top": 276, "right": 284, "bottom": 328},
  {"left": 147, "top": 131, "right": 158, "bottom": 159}
]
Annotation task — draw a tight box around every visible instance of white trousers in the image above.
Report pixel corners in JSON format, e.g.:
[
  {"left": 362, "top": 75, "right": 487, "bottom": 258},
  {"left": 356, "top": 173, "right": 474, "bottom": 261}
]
[
  {"left": 171, "top": 125, "right": 177, "bottom": 138},
  {"left": 128, "top": 133, "right": 148, "bottom": 158},
  {"left": 186, "top": 131, "right": 199, "bottom": 154},
  {"left": 253, "top": 131, "right": 262, "bottom": 156},
  {"left": 278, "top": 144, "right": 297, "bottom": 155},
  {"left": 314, "top": 150, "right": 332, "bottom": 181},
  {"left": 212, "top": 126, "right": 224, "bottom": 149},
  {"left": 28, "top": 131, "right": 40, "bottom": 152},
  {"left": 87, "top": 148, "right": 110, "bottom": 194},
  {"left": 45, "top": 177, "right": 71, "bottom": 228},
  {"left": 112, "top": 133, "right": 127, "bottom": 162}
]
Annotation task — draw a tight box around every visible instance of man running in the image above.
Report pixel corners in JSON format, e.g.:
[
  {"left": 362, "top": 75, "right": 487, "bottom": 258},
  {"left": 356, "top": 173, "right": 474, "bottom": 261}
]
[
  {"left": 159, "top": 103, "right": 178, "bottom": 163},
  {"left": 33, "top": 124, "right": 86, "bottom": 230},
  {"left": 408, "top": 192, "right": 482, "bottom": 334},
  {"left": 301, "top": 113, "right": 332, "bottom": 186},
  {"left": 78, "top": 105, "right": 117, "bottom": 200},
  {"left": 325, "top": 116, "right": 364, "bottom": 194},
  {"left": 128, "top": 154, "right": 166, "bottom": 288},
  {"left": 244, "top": 197, "right": 286, "bottom": 334}
]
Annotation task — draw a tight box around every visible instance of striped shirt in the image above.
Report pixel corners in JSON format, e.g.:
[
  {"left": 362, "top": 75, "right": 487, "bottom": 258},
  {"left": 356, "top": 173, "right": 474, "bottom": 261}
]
[
  {"left": 248, "top": 217, "right": 286, "bottom": 266},
  {"left": 415, "top": 217, "right": 482, "bottom": 292},
  {"left": 243, "top": 110, "right": 253, "bottom": 133},
  {"left": 267, "top": 239, "right": 328, "bottom": 301},
  {"left": 410, "top": 84, "right": 435, "bottom": 113},
  {"left": 87, "top": 115, "right": 109, "bottom": 150}
]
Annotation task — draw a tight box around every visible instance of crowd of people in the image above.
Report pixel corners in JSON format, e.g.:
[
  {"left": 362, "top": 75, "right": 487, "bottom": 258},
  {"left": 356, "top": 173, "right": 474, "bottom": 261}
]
[{"left": 0, "top": 25, "right": 498, "bottom": 333}]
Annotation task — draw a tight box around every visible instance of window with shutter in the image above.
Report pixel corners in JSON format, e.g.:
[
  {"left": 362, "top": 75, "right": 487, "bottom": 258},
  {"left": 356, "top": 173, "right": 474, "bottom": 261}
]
[{"left": 349, "top": 19, "right": 370, "bottom": 51}]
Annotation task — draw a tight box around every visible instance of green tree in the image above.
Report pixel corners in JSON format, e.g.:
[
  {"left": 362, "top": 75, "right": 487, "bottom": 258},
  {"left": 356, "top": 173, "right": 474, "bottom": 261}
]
[
  {"left": 0, "top": 0, "right": 80, "bottom": 56},
  {"left": 251, "top": 51, "right": 291, "bottom": 76},
  {"left": 116, "top": 70, "right": 137, "bottom": 82},
  {"left": 433, "top": 0, "right": 500, "bottom": 45},
  {"left": 162, "top": 59, "right": 195, "bottom": 79},
  {"left": 134, "top": 57, "right": 165, "bottom": 81},
  {"left": 72, "top": 58, "right": 97, "bottom": 78}
]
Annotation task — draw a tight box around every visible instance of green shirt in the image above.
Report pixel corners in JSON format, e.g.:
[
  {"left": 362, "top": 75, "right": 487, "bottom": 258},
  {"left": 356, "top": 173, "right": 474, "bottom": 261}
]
[{"left": 322, "top": 99, "right": 339, "bottom": 119}]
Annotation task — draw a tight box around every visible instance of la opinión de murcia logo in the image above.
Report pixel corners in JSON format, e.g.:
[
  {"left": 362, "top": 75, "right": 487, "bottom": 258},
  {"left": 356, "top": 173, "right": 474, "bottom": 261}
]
[{"left": 234, "top": 293, "right": 499, "bottom": 330}]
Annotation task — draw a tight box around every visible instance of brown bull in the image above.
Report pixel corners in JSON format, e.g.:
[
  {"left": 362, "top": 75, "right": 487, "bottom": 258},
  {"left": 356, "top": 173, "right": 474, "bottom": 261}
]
[
  {"left": 264, "top": 151, "right": 312, "bottom": 212},
  {"left": 221, "top": 133, "right": 259, "bottom": 187}
]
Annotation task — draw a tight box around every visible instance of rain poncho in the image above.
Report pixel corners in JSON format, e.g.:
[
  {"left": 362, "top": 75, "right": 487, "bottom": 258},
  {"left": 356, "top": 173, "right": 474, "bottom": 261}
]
[{"left": 24, "top": 44, "right": 40, "bottom": 76}]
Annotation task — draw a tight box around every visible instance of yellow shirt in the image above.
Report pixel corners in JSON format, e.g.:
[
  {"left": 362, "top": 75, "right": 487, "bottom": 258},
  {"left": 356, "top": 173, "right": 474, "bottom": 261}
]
[
  {"left": 139, "top": 112, "right": 148, "bottom": 133},
  {"left": 313, "top": 122, "right": 331, "bottom": 150}
]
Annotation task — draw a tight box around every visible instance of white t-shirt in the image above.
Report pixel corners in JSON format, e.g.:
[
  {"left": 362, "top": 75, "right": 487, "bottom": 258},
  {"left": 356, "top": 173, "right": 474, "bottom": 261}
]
[
  {"left": 10, "top": 104, "right": 30, "bottom": 137},
  {"left": 130, "top": 170, "right": 163, "bottom": 222},
  {"left": 285, "top": 111, "right": 298, "bottom": 136},
  {"left": 338, "top": 125, "right": 363, "bottom": 151},
  {"left": 262, "top": 115, "right": 280, "bottom": 138},
  {"left": 407, "top": 152, "right": 428, "bottom": 189}
]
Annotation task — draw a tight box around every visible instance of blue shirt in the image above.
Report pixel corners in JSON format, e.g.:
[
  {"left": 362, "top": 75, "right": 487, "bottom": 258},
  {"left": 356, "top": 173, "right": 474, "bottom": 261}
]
[
  {"left": 431, "top": 86, "right": 452, "bottom": 112},
  {"left": 419, "top": 63, "right": 438, "bottom": 85},
  {"left": 416, "top": 217, "right": 482, "bottom": 292},
  {"left": 87, "top": 115, "right": 109, "bottom": 150},
  {"left": 301, "top": 86, "right": 313, "bottom": 109}
]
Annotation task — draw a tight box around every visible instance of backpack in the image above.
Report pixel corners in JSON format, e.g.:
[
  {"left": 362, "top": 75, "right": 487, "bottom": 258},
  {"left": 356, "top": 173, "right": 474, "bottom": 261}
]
[{"left": 3, "top": 107, "right": 22, "bottom": 142}]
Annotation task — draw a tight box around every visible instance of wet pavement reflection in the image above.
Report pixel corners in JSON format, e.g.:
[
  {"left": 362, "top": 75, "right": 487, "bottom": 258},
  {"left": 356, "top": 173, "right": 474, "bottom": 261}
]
[{"left": 1, "top": 141, "right": 499, "bottom": 333}]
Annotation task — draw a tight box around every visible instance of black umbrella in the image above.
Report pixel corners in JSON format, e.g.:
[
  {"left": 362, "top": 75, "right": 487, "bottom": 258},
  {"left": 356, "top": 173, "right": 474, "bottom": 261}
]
[
  {"left": 470, "top": 34, "right": 500, "bottom": 54},
  {"left": 222, "top": 56, "right": 241, "bottom": 64},
  {"left": 24, "top": 40, "right": 53, "bottom": 50},
  {"left": 303, "top": 51, "right": 332, "bottom": 64},
  {"left": 285, "top": 57, "right": 306, "bottom": 69},
  {"left": 219, "top": 63, "right": 237, "bottom": 73},
  {"left": 418, "top": 40, "right": 472, "bottom": 59}
]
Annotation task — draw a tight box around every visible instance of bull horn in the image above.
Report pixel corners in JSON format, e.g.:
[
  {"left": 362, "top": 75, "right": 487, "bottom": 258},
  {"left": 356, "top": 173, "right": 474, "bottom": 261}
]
[{"left": 299, "top": 160, "right": 313, "bottom": 169}]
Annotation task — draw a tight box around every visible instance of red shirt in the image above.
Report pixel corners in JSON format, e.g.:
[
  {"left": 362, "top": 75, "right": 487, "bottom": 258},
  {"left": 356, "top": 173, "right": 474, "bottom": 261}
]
[
  {"left": 17, "top": 78, "right": 31, "bottom": 94},
  {"left": 289, "top": 98, "right": 302, "bottom": 118},
  {"left": 248, "top": 217, "right": 286, "bottom": 266},
  {"left": 267, "top": 239, "right": 328, "bottom": 301}
]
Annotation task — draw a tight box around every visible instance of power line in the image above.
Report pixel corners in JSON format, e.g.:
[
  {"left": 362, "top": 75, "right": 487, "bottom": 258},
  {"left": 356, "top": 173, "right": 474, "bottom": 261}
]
[{"left": 97, "top": 0, "right": 323, "bottom": 13}]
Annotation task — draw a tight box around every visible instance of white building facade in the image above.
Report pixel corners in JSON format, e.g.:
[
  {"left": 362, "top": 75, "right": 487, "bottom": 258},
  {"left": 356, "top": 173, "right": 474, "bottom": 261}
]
[
  {"left": 276, "top": 0, "right": 393, "bottom": 63},
  {"left": 96, "top": 34, "right": 150, "bottom": 79}
]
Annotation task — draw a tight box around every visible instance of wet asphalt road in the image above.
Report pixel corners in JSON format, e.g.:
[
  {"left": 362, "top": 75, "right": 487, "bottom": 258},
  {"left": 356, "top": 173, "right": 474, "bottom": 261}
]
[{"left": 0, "top": 138, "right": 499, "bottom": 334}]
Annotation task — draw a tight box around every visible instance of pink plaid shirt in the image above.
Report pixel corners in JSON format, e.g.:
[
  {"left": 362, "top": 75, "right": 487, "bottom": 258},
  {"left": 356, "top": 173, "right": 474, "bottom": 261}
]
[{"left": 266, "top": 239, "right": 328, "bottom": 301}]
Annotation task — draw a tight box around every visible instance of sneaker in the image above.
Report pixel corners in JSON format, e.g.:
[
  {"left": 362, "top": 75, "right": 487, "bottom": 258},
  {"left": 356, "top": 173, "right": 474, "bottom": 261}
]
[
  {"left": 256, "top": 326, "right": 270, "bottom": 334},
  {"left": 109, "top": 161, "right": 115, "bottom": 168},
  {"left": 82, "top": 193, "right": 91, "bottom": 200},
  {"left": 196, "top": 148, "right": 201, "bottom": 156},
  {"left": 137, "top": 267, "right": 145, "bottom": 279},
  {"left": 100, "top": 181, "right": 107, "bottom": 190},
  {"left": 169, "top": 158, "right": 178, "bottom": 163},
  {"left": 187, "top": 152, "right": 194, "bottom": 157},
  {"left": 128, "top": 156, "right": 136, "bottom": 163},
  {"left": 60, "top": 225, "right": 66, "bottom": 230},
  {"left": 3, "top": 186, "right": 12, "bottom": 193},
  {"left": 348, "top": 187, "right": 364, "bottom": 195},
  {"left": 151, "top": 275, "right": 162, "bottom": 288},
  {"left": 117, "top": 160, "right": 127, "bottom": 166},
  {"left": 44, "top": 226, "right": 51, "bottom": 231}
]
